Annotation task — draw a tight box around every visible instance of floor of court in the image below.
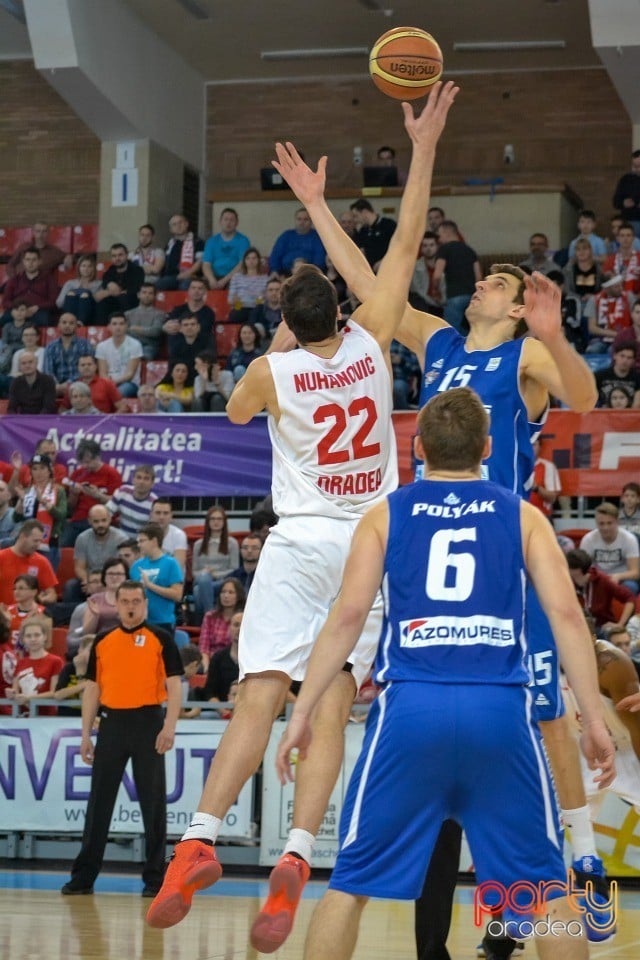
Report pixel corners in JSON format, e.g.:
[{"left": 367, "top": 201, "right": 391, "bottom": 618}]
[{"left": 1, "top": 868, "right": 639, "bottom": 959}]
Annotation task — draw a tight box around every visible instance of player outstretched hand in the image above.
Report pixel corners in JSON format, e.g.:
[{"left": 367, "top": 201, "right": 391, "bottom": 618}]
[
  {"left": 275, "top": 713, "right": 313, "bottom": 785},
  {"left": 616, "top": 691, "right": 640, "bottom": 713},
  {"left": 581, "top": 719, "right": 616, "bottom": 790},
  {"left": 272, "top": 143, "right": 327, "bottom": 209},
  {"left": 401, "top": 80, "right": 460, "bottom": 151},
  {"left": 522, "top": 272, "right": 563, "bottom": 342}
]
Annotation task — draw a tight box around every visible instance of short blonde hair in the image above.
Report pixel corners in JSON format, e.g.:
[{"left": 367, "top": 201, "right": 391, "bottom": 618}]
[{"left": 19, "top": 614, "right": 52, "bottom": 649}]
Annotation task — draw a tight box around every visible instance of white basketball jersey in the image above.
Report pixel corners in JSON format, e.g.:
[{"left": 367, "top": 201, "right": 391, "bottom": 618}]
[{"left": 267, "top": 321, "right": 398, "bottom": 520}]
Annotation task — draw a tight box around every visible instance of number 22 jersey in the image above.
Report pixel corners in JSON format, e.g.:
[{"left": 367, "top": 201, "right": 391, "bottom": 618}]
[{"left": 267, "top": 321, "right": 398, "bottom": 520}]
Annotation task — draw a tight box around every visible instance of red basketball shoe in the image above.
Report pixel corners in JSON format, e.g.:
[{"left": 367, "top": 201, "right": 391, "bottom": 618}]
[
  {"left": 146, "top": 840, "right": 222, "bottom": 928},
  {"left": 250, "top": 853, "right": 311, "bottom": 953}
]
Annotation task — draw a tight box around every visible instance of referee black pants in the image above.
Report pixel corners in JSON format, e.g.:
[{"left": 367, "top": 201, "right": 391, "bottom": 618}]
[
  {"left": 70, "top": 705, "right": 167, "bottom": 889},
  {"left": 415, "top": 819, "right": 462, "bottom": 960}
]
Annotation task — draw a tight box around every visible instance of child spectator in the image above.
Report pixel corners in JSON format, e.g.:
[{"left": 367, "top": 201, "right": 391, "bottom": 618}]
[
  {"left": 131, "top": 521, "right": 184, "bottom": 634},
  {"left": 619, "top": 482, "right": 640, "bottom": 539},
  {"left": 1, "top": 574, "right": 45, "bottom": 645},
  {"left": 179, "top": 645, "right": 203, "bottom": 719},
  {"left": 198, "top": 578, "right": 245, "bottom": 671},
  {"left": 54, "top": 634, "right": 94, "bottom": 716},
  {"left": 0, "top": 610, "right": 16, "bottom": 713},
  {"left": 192, "top": 506, "right": 240, "bottom": 619},
  {"left": 9, "top": 616, "right": 61, "bottom": 716},
  {"left": 568, "top": 209, "right": 607, "bottom": 261},
  {"left": 106, "top": 464, "right": 158, "bottom": 535}
]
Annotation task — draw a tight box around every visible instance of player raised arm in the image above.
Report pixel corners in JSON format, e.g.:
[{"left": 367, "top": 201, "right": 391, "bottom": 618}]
[
  {"left": 520, "top": 272, "right": 598, "bottom": 414},
  {"left": 521, "top": 500, "right": 615, "bottom": 787}
]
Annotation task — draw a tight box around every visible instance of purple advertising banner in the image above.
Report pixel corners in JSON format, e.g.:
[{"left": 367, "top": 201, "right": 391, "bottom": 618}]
[{"left": 0, "top": 414, "right": 273, "bottom": 495}]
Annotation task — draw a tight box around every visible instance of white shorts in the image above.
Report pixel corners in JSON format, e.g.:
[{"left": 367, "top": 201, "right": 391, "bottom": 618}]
[{"left": 238, "top": 515, "right": 381, "bottom": 689}]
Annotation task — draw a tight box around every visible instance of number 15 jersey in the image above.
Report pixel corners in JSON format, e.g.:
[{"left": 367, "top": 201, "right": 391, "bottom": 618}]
[{"left": 267, "top": 321, "right": 398, "bottom": 520}]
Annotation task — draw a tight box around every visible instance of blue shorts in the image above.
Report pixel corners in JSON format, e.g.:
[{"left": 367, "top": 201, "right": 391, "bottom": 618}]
[
  {"left": 526, "top": 584, "right": 564, "bottom": 722},
  {"left": 329, "top": 681, "right": 565, "bottom": 911}
]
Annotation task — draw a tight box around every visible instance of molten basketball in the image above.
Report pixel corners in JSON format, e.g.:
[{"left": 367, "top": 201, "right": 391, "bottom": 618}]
[{"left": 369, "top": 27, "right": 443, "bottom": 100}]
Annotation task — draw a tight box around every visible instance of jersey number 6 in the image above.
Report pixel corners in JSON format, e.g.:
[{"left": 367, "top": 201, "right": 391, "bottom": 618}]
[{"left": 426, "top": 528, "right": 477, "bottom": 601}]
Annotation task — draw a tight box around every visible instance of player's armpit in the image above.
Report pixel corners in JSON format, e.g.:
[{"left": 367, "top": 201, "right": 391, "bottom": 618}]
[
  {"left": 520, "top": 336, "right": 597, "bottom": 414},
  {"left": 226, "top": 357, "right": 277, "bottom": 424}
]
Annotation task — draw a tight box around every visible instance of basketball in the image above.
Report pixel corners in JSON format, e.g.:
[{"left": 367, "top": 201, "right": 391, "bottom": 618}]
[{"left": 369, "top": 27, "right": 443, "bottom": 100}]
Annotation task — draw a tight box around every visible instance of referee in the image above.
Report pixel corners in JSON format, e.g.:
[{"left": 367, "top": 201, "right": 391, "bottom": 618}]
[{"left": 61, "top": 579, "right": 183, "bottom": 896}]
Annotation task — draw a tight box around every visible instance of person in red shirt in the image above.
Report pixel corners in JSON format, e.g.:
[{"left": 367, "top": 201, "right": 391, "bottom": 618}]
[
  {"left": 61, "top": 438, "right": 123, "bottom": 548},
  {"left": 8, "top": 616, "right": 62, "bottom": 717},
  {"left": 60, "top": 355, "right": 125, "bottom": 414},
  {"left": 567, "top": 548, "right": 636, "bottom": 634},
  {"left": 529, "top": 439, "right": 562, "bottom": 520},
  {"left": 0, "top": 520, "right": 58, "bottom": 606},
  {"left": 0, "top": 610, "right": 18, "bottom": 713},
  {"left": 603, "top": 222, "right": 640, "bottom": 295},
  {"left": 2, "top": 249, "right": 58, "bottom": 327},
  {"left": 16, "top": 438, "right": 68, "bottom": 488}
]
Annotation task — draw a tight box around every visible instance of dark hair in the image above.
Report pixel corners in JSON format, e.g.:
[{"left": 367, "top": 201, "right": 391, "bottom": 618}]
[
  {"left": 110, "top": 242, "right": 128, "bottom": 253},
  {"left": 377, "top": 145, "right": 395, "bottom": 158},
  {"left": 108, "top": 311, "right": 128, "bottom": 324},
  {"left": 249, "top": 508, "right": 278, "bottom": 533},
  {"left": 633, "top": 149, "right": 640, "bottom": 159},
  {"left": 529, "top": 232, "right": 548, "bottom": 244},
  {"left": 428, "top": 206, "right": 445, "bottom": 216},
  {"left": 140, "top": 281, "right": 156, "bottom": 291},
  {"left": 220, "top": 207, "right": 238, "bottom": 219},
  {"left": 101, "top": 557, "right": 129, "bottom": 586},
  {"left": 240, "top": 247, "right": 261, "bottom": 274},
  {"left": 578, "top": 209, "right": 596, "bottom": 221},
  {"left": 76, "top": 439, "right": 101, "bottom": 460},
  {"left": 236, "top": 322, "right": 262, "bottom": 350},
  {"left": 153, "top": 496, "right": 172, "bottom": 508},
  {"left": 280, "top": 265, "right": 338, "bottom": 345},
  {"left": 423, "top": 231, "right": 439, "bottom": 242},
  {"left": 196, "top": 350, "right": 216, "bottom": 377},
  {"left": 180, "top": 645, "right": 202, "bottom": 667},
  {"left": 116, "top": 579, "right": 146, "bottom": 599},
  {"left": 566, "top": 549, "right": 592, "bottom": 574},
  {"left": 160, "top": 361, "right": 195, "bottom": 389},
  {"left": 139, "top": 223, "right": 155, "bottom": 233},
  {"left": 546, "top": 269, "right": 564, "bottom": 286},
  {"left": 617, "top": 221, "right": 636, "bottom": 234},
  {"left": 613, "top": 340, "right": 638, "bottom": 357},
  {"left": 201, "top": 505, "right": 230, "bottom": 556},
  {"left": 350, "top": 198, "right": 374, "bottom": 213},
  {"left": 417, "top": 387, "right": 489, "bottom": 471},
  {"left": 214, "top": 577, "right": 245, "bottom": 616},
  {"left": 139, "top": 521, "right": 164, "bottom": 547},
  {"left": 440, "top": 220, "right": 460, "bottom": 234},
  {"left": 19, "top": 519, "right": 45, "bottom": 537},
  {"left": 23, "top": 247, "right": 40, "bottom": 258},
  {"left": 118, "top": 537, "right": 140, "bottom": 554},
  {"left": 14, "top": 574, "right": 39, "bottom": 591},
  {"left": 622, "top": 482, "right": 640, "bottom": 496}
]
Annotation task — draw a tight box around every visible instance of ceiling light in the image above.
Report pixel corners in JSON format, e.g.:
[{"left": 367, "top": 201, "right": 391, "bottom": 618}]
[
  {"left": 262, "top": 47, "right": 368, "bottom": 62},
  {"left": 454, "top": 40, "right": 566, "bottom": 52}
]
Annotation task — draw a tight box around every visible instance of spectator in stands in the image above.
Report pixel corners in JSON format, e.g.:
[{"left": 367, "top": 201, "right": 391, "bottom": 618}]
[
  {"left": 584, "top": 275, "right": 635, "bottom": 353},
  {"left": 324, "top": 254, "right": 347, "bottom": 305},
  {"left": 12, "top": 453, "right": 67, "bottom": 572},
  {"left": 82, "top": 558, "right": 129, "bottom": 635},
  {"left": 595, "top": 341, "right": 640, "bottom": 407},
  {"left": 129, "top": 224, "right": 165, "bottom": 284},
  {"left": 62, "top": 438, "right": 123, "bottom": 547},
  {"left": 200, "top": 609, "right": 242, "bottom": 704},
  {"left": 603, "top": 221, "right": 640, "bottom": 294},
  {"left": 0, "top": 480, "right": 19, "bottom": 547},
  {"left": 229, "top": 533, "right": 263, "bottom": 593},
  {"left": 117, "top": 538, "right": 140, "bottom": 568},
  {"left": 546, "top": 269, "right": 586, "bottom": 352},
  {"left": 56, "top": 255, "right": 101, "bottom": 325},
  {"left": 54, "top": 634, "right": 94, "bottom": 714},
  {"left": 338, "top": 211, "right": 356, "bottom": 238},
  {"left": 9, "top": 325, "right": 44, "bottom": 377},
  {"left": 93, "top": 243, "right": 144, "bottom": 324},
  {"left": 158, "top": 214, "right": 204, "bottom": 290},
  {"left": 0, "top": 520, "right": 58, "bottom": 605},
  {"left": 7, "top": 351, "right": 57, "bottom": 414},
  {"left": 227, "top": 247, "right": 269, "bottom": 317},
  {"left": 1, "top": 574, "right": 44, "bottom": 645},
  {"left": 390, "top": 340, "right": 420, "bottom": 410},
  {"left": 43, "top": 313, "right": 94, "bottom": 398},
  {"left": 136, "top": 384, "right": 167, "bottom": 414},
  {"left": 567, "top": 548, "right": 636, "bottom": 636},
  {"left": 619, "top": 482, "right": 640, "bottom": 538},
  {"left": 155, "top": 361, "right": 194, "bottom": 411},
  {"left": 612, "top": 300, "right": 640, "bottom": 370},
  {"left": 1, "top": 301, "right": 29, "bottom": 356},
  {"left": 149, "top": 498, "right": 187, "bottom": 570},
  {"left": 250, "top": 277, "right": 282, "bottom": 338},
  {"left": 168, "top": 314, "right": 214, "bottom": 374},
  {"left": 64, "top": 504, "right": 127, "bottom": 602},
  {"left": 529, "top": 439, "right": 561, "bottom": 522},
  {"left": 612, "top": 149, "right": 640, "bottom": 238},
  {"left": 562, "top": 237, "right": 605, "bottom": 303},
  {"left": 568, "top": 209, "right": 607, "bottom": 261},
  {"left": 66, "top": 355, "right": 124, "bottom": 414},
  {"left": 427, "top": 206, "right": 445, "bottom": 233},
  {"left": 519, "top": 232, "right": 558, "bottom": 276},
  {"left": 607, "top": 386, "right": 633, "bottom": 408},
  {"left": 6, "top": 221, "right": 68, "bottom": 278},
  {"left": 580, "top": 502, "right": 640, "bottom": 595},
  {"left": 178, "top": 645, "right": 203, "bottom": 718},
  {"left": 192, "top": 506, "right": 240, "bottom": 619},
  {"left": 202, "top": 208, "right": 250, "bottom": 291},
  {"left": 95, "top": 312, "right": 143, "bottom": 398},
  {"left": 63, "top": 381, "right": 101, "bottom": 415},
  {"left": 198, "top": 577, "right": 245, "bottom": 671},
  {"left": 131, "top": 522, "right": 184, "bottom": 634},
  {"left": 269, "top": 209, "right": 326, "bottom": 277},
  {"left": 106, "top": 464, "right": 157, "bottom": 535},
  {"left": 0, "top": 608, "right": 18, "bottom": 712},
  {"left": 349, "top": 199, "right": 396, "bottom": 271},
  {"left": 163, "top": 277, "right": 215, "bottom": 338},
  {"left": 2, "top": 249, "right": 58, "bottom": 327},
  {"left": 193, "top": 350, "right": 233, "bottom": 412},
  {"left": 16, "top": 439, "right": 68, "bottom": 488},
  {"left": 227, "top": 323, "right": 264, "bottom": 382},
  {"left": 410, "top": 231, "right": 443, "bottom": 314},
  {"left": 125, "top": 283, "right": 166, "bottom": 360},
  {"left": 9, "top": 616, "right": 63, "bottom": 715},
  {"left": 432, "top": 221, "right": 482, "bottom": 335},
  {"left": 66, "top": 571, "right": 102, "bottom": 654}
]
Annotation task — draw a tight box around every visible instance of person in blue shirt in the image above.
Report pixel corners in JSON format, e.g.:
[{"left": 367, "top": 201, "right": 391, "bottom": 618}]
[
  {"left": 277, "top": 387, "right": 615, "bottom": 960},
  {"left": 567, "top": 209, "right": 608, "bottom": 262},
  {"left": 131, "top": 522, "right": 184, "bottom": 635},
  {"left": 202, "top": 208, "right": 250, "bottom": 291},
  {"left": 269, "top": 208, "right": 326, "bottom": 276}
]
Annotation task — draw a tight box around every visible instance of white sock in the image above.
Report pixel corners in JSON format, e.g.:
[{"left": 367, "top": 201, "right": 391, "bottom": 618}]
[
  {"left": 562, "top": 805, "right": 596, "bottom": 860},
  {"left": 284, "top": 828, "right": 315, "bottom": 865},
  {"left": 181, "top": 812, "right": 222, "bottom": 844}
]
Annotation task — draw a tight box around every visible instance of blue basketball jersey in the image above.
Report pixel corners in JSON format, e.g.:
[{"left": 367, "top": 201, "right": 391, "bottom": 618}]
[
  {"left": 376, "top": 479, "right": 530, "bottom": 686},
  {"left": 417, "top": 327, "right": 547, "bottom": 496}
]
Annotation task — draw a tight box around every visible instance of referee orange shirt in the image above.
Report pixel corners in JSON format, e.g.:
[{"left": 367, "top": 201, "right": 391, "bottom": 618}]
[{"left": 86, "top": 622, "right": 183, "bottom": 709}]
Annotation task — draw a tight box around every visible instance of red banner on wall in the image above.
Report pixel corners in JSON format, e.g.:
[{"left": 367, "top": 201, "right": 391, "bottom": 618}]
[{"left": 392, "top": 410, "right": 640, "bottom": 496}]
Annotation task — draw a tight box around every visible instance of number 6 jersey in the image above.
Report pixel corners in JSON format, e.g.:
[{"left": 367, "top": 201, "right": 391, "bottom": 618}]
[
  {"left": 267, "top": 321, "right": 398, "bottom": 520},
  {"left": 376, "top": 478, "right": 530, "bottom": 687}
]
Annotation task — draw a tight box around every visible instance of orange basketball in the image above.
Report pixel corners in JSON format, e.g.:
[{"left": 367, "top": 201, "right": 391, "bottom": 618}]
[{"left": 369, "top": 26, "right": 443, "bottom": 100}]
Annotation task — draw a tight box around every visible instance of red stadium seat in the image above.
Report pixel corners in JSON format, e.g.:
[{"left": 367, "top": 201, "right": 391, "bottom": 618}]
[
  {"left": 183, "top": 524, "right": 204, "bottom": 542},
  {"left": 95, "top": 261, "right": 107, "bottom": 279},
  {"left": 85, "top": 326, "right": 110, "bottom": 347},
  {"left": 155, "top": 290, "right": 185, "bottom": 311},
  {"left": 51, "top": 628, "right": 69, "bottom": 660},
  {"left": 49, "top": 226, "right": 73, "bottom": 254},
  {"left": 230, "top": 531, "right": 250, "bottom": 546},
  {"left": 215, "top": 323, "right": 240, "bottom": 360},
  {"left": 188, "top": 674, "right": 206, "bottom": 689},
  {"left": 144, "top": 360, "right": 168, "bottom": 387},
  {"left": 560, "top": 528, "right": 591, "bottom": 549},
  {"left": 72, "top": 224, "right": 99, "bottom": 254},
  {"left": 0, "top": 227, "right": 15, "bottom": 256},
  {"left": 0, "top": 399, "right": 8, "bottom": 415},
  {"left": 43, "top": 326, "right": 60, "bottom": 346},
  {"left": 0, "top": 264, "right": 7, "bottom": 287},
  {"left": 56, "top": 548, "right": 76, "bottom": 597},
  {"left": 206, "top": 289, "right": 230, "bottom": 321},
  {"left": 56, "top": 263, "right": 76, "bottom": 286}
]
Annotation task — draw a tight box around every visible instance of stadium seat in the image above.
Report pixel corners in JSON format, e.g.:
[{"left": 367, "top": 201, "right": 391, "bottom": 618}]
[
  {"left": 85, "top": 326, "right": 110, "bottom": 347},
  {"left": 188, "top": 674, "right": 206, "bottom": 689},
  {"left": 0, "top": 264, "right": 7, "bottom": 287},
  {"left": 0, "top": 227, "right": 15, "bottom": 256},
  {"left": 155, "top": 290, "right": 185, "bottom": 311},
  {"left": 584, "top": 355, "right": 611, "bottom": 374},
  {"left": 0, "top": 400, "right": 8, "bottom": 415},
  {"left": 560, "top": 528, "right": 591, "bottom": 548},
  {"left": 183, "top": 524, "right": 205, "bottom": 542},
  {"left": 215, "top": 323, "right": 241, "bottom": 360},
  {"left": 43, "top": 326, "right": 60, "bottom": 346},
  {"left": 49, "top": 226, "right": 73, "bottom": 254},
  {"left": 57, "top": 263, "right": 76, "bottom": 286},
  {"left": 206, "top": 289, "right": 230, "bottom": 320},
  {"left": 51, "top": 627, "right": 69, "bottom": 660},
  {"left": 96, "top": 261, "right": 106, "bottom": 279},
  {"left": 72, "top": 224, "right": 99, "bottom": 254},
  {"left": 230, "top": 531, "right": 250, "bottom": 546},
  {"left": 144, "top": 360, "right": 168, "bottom": 387},
  {"left": 56, "top": 548, "right": 76, "bottom": 596}
]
